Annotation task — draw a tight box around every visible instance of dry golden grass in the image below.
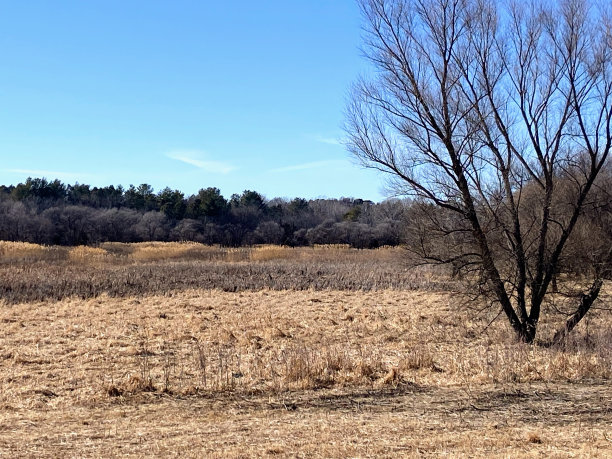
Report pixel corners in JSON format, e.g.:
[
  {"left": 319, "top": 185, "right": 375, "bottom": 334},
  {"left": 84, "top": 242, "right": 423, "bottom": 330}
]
[
  {"left": 68, "top": 245, "right": 110, "bottom": 262},
  {"left": 0, "top": 243, "right": 450, "bottom": 305},
  {"left": 126, "top": 241, "right": 231, "bottom": 262},
  {"left": 0, "top": 241, "right": 62, "bottom": 262},
  {"left": 249, "top": 244, "right": 296, "bottom": 262},
  {"left": 0, "top": 285, "right": 610, "bottom": 457},
  {"left": 0, "top": 241, "right": 610, "bottom": 456},
  {"left": 0, "top": 240, "right": 411, "bottom": 264}
]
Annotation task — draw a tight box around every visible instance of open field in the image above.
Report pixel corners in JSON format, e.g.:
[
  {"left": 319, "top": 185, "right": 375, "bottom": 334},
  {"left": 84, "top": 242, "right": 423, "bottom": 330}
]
[
  {"left": 0, "top": 242, "right": 610, "bottom": 457},
  {"left": 0, "top": 242, "right": 452, "bottom": 304}
]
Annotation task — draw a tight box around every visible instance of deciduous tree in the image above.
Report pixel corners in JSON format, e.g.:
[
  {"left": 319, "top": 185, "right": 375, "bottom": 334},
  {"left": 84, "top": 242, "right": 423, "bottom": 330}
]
[{"left": 346, "top": 0, "right": 612, "bottom": 343}]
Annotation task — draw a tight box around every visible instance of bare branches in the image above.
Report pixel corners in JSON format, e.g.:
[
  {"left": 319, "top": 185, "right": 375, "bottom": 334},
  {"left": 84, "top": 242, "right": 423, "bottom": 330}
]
[{"left": 347, "top": 0, "right": 612, "bottom": 343}]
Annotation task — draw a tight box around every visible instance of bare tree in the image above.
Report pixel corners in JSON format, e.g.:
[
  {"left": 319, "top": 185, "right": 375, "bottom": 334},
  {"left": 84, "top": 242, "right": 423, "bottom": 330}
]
[{"left": 346, "top": 0, "right": 612, "bottom": 343}]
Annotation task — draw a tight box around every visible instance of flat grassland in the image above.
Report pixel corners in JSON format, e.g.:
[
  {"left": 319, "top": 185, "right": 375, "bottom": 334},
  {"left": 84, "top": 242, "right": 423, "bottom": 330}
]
[{"left": 0, "top": 242, "right": 610, "bottom": 457}]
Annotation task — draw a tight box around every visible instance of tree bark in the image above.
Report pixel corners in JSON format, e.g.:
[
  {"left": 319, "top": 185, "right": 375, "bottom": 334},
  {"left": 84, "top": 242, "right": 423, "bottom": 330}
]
[{"left": 552, "top": 278, "right": 603, "bottom": 346}]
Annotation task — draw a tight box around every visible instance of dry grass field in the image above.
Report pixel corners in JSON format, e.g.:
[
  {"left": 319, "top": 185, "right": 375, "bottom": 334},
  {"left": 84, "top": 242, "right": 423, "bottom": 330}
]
[{"left": 0, "top": 242, "right": 610, "bottom": 457}]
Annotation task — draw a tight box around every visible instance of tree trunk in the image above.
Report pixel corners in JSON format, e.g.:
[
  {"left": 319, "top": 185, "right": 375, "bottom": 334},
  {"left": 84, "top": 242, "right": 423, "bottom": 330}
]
[
  {"left": 518, "top": 319, "right": 538, "bottom": 344},
  {"left": 551, "top": 278, "right": 603, "bottom": 346}
]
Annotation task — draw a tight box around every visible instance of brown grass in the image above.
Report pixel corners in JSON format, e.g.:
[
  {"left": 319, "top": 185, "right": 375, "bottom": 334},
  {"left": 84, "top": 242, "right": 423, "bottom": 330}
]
[
  {"left": 0, "top": 242, "right": 610, "bottom": 457},
  {"left": 0, "top": 240, "right": 64, "bottom": 262},
  {"left": 1, "top": 241, "right": 411, "bottom": 263},
  {"left": 0, "top": 242, "right": 450, "bottom": 304},
  {"left": 0, "top": 289, "right": 610, "bottom": 456},
  {"left": 68, "top": 245, "right": 110, "bottom": 262}
]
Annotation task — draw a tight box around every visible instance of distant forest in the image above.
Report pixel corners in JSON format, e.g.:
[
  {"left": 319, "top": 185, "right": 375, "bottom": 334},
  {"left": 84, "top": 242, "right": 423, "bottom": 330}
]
[{"left": 0, "top": 178, "right": 407, "bottom": 247}]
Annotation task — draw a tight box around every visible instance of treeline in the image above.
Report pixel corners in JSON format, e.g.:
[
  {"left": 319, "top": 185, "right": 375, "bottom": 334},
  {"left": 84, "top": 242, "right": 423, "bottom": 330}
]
[{"left": 0, "top": 178, "right": 407, "bottom": 247}]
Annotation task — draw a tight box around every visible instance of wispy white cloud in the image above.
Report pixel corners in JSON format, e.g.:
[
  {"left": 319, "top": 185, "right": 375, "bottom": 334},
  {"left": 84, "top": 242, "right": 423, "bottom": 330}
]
[
  {"left": 312, "top": 135, "right": 343, "bottom": 146},
  {"left": 269, "top": 160, "right": 346, "bottom": 173},
  {"left": 5, "top": 168, "right": 89, "bottom": 182},
  {"left": 166, "top": 150, "right": 235, "bottom": 174}
]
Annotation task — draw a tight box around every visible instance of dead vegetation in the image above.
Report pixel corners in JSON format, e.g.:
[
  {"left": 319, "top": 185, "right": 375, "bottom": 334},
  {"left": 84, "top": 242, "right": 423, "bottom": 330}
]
[
  {"left": 0, "top": 242, "right": 610, "bottom": 456},
  {"left": 0, "top": 242, "right": 452, "bottom": 304}
]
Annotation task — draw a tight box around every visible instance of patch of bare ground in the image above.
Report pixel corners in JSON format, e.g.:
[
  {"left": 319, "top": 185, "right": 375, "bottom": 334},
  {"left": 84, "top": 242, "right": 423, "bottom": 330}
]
[{"left": 0, "top": 285, "right": 610, "bottom": 457}]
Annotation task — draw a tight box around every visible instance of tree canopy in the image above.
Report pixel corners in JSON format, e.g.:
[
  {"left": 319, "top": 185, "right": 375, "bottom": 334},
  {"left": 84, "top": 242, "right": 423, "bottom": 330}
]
[{"left": 346, "top": 0, "right": 612, "bottom": 343}]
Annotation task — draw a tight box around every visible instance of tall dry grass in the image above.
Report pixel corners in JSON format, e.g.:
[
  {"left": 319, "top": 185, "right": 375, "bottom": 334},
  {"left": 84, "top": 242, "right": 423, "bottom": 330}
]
[
  {"left": 0, "top": 241, "right": 64, "bottom": 262},
  {"left": 0, "top": 241, "right": 450, "bottom": 304},
  {"left": 0, "top": 242, "right": 610, "bottom": 457},
  {"left": 1, "top": 289, "right": 608, "bottom": 404},
  {"left": 249, "top": 245, "right": 294, "bottom": 262},
  {"left": 68, "top": 246, "right": 110, "bottom": 262},
  {"left": 1, "top": 240, "right": 411, "bottom": 264},
  {"left": 107, "top": 289, "right": 610, "bottom": 396}
]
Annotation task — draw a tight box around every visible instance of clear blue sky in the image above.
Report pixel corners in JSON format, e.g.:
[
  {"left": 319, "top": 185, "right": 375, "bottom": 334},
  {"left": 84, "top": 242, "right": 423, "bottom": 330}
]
[{"left": 0, "top": 0, "right": 387, "bottom": 201}]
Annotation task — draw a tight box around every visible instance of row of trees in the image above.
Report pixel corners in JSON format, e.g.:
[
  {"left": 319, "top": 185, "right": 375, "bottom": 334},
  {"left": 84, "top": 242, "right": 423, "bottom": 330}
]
[{"left": 0, "top": 178, "right": 407, "bottom": 247}]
